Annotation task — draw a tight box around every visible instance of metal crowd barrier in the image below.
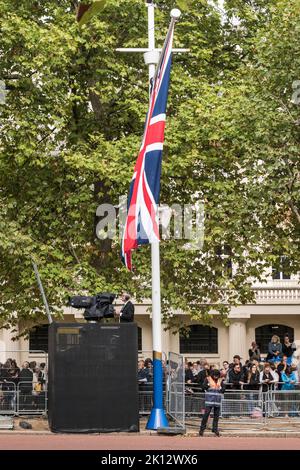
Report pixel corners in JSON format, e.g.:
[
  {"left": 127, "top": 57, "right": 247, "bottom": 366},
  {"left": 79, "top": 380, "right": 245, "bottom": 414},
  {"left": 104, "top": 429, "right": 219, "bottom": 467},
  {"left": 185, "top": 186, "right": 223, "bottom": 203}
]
[
  {"left": 0, "top": 381, "right": 47, "bottom": 416},
  {"left": 167, "top": 352, "right": 185, "bottom": 430},
  {"left": 0, "top": 382, "right": 16, "bottom": 415},
  {"left": 182, "top": 382, "right": 300, "bottom": 427},
  {"left": 183, "top": 386, "right": 264, "bottom": 422},
  {"left": 17, "top": 381, "right": 47, "bottom": 415},
  {"left": 138, "top": 382, "right": 167, "bottom": 415},
  {"left": 221, "top": 389, "right": 265, "bottom": 425},
  {"left": 0, "top": 349, "right": 48, "bottom": 416},
  {"left": 168, "top": 381, "right": 185, "bottom": 424},
  {"left": 1, "top": 376, "right": 300, "bottom": 425},
  {"left": 265, "top": 389, "right": 300, "bottom": 419},
  {"left": 184, "top": 386, "right": 206, "bottom": 418}
]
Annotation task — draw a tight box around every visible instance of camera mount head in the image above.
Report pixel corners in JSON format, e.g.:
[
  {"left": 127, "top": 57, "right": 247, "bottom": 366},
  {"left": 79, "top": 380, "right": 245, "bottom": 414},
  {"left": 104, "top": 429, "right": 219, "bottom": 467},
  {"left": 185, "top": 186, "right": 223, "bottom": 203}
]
[{"left": 68, "top": 293, "right": 116, "bottom": 322}]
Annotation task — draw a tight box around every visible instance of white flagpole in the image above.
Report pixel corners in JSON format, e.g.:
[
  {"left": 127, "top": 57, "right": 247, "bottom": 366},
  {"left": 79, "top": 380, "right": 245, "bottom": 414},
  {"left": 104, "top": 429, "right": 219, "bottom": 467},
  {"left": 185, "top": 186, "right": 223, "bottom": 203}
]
[
  {"left": 145, "top": 5, "right": 181, "bottom": 431},
  {"left": 117, "top": 2, "right": 183, "bottom": 430},
  {"left": 146, "top": 1, "right": 166, "bottom": 430}
]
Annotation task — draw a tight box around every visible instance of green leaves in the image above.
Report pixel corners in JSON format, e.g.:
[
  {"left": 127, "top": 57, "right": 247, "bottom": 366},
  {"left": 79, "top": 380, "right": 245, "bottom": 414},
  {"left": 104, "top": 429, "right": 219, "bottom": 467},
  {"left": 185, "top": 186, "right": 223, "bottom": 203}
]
[
  {"left": 0, "top": 0, "right": 299, "bottom": 333},
  {"left": 176, "top": 0, "right": 195, "bottom": 11}
]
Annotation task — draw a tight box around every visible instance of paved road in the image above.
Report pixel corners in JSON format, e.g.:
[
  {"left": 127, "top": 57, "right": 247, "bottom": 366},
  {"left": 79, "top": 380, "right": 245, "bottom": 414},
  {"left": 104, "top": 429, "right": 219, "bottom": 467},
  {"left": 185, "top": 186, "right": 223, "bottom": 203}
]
[{"left": 0, "top": 434, "right": 300, "bottom": 450}]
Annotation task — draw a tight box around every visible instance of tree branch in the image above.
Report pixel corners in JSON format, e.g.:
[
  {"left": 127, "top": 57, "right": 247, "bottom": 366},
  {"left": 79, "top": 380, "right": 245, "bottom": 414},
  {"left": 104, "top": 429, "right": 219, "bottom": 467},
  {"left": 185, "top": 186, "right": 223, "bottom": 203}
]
[
  {"left": 289, "top": 199, "right": 300, "bottom": 224},
  {"left": 68, "top": 240, "right": 81, "bottom": 264},
  {"left": 38, "top": 127, "right": 57, "bottom": 144},
  {"left": 287, "top": 169, "right": 300, "bottom": 224}
]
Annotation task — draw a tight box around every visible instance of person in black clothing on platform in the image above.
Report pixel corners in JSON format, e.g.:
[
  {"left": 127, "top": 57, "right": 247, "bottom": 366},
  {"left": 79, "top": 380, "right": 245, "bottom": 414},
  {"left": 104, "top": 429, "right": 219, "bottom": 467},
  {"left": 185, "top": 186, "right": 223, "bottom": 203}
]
[{"left": 119, "top": 293, "right": 134, "bottom": 323}]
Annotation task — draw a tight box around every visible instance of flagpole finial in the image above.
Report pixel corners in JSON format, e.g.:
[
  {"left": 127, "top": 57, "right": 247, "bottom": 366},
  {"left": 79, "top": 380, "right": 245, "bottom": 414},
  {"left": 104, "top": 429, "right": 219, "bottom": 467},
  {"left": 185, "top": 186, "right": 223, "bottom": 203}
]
[{"left": 170, "top": 8, "right": 181, "bottom": 20}]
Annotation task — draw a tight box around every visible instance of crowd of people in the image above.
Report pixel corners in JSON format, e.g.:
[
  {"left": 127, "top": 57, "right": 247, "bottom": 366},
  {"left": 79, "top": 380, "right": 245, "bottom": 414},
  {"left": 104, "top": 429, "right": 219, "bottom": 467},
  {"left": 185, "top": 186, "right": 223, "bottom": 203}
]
[
  {"left": 137, "top": 334, "right": 299, "bottom": 392},
  {"left": 0, "top": 359, "right": 47, "bottom": 410},
  {"left": 193, "top": 334, "right": 298, "bottom": 437},
  {"left": 136, "top": 334, "right": 299, "bottom": 437},
  {"left": 138, "top": 358, "right": 155, "bottom": 384},
  {"left": 185, "top": 334, "right": 299, "bottom": 392},
  {"left": 2, "top": 334, "right": 298, "bottom": 418},
  {"left": 0, "top": 359, "right": 47, "bottom": 389}
]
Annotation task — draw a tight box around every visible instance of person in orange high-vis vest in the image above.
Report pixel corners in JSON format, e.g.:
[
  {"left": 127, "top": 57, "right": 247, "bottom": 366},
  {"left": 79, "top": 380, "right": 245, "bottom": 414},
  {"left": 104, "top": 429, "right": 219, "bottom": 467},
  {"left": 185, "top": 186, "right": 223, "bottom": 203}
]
[{"left": 199, "top": 369, "right": 225, "bottom": 437}]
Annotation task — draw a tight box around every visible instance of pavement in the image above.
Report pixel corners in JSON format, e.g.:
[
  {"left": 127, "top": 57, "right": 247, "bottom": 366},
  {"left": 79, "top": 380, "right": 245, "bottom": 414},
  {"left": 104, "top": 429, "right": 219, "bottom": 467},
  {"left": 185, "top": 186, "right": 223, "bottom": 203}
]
[
  {"left": 0, "top": 418, "right": 299, "bottom": 450},
  {"left": 0, "top": 416, "right": 300, "bottom": 450},
  {"left": 1, "top": 433, "right": 300, "bottom": 450}
]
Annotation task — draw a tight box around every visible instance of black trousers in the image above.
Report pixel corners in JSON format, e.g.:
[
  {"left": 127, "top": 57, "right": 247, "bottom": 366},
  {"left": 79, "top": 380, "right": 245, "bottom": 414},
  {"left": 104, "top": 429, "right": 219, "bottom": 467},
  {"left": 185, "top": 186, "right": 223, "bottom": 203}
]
[{"left": 200, "top": 405, "right": 220, "bottom": 432}]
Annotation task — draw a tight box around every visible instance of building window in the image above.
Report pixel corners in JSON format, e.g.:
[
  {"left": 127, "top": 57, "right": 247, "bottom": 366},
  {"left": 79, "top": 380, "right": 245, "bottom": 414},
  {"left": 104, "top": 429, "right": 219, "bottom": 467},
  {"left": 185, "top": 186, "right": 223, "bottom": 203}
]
[
  {"left": 138, "top": 327, "right": 142, "bottom": 352},
  {"left": 179, "top": 325, "right": 218, "bottom": 354},
  {"left": 29, "top": 324, "right": 49, "bottom": 353},
  {"left": 255, "top": 324, "right": 294, "bottom": 354},
  {"left": 272, "top": 256, "right": 290, "bottom": 279}
]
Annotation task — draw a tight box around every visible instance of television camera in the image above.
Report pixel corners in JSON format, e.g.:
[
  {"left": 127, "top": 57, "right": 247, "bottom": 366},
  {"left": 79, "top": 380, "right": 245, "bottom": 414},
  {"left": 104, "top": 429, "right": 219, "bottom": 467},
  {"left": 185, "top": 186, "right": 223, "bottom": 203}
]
[{"left": 68, "top": 293, "right": 116, "bottom": 322}]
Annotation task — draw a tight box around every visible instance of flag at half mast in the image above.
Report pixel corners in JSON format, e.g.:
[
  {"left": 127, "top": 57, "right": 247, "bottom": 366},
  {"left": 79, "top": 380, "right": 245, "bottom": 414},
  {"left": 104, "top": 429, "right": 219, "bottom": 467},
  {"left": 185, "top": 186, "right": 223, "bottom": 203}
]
[{"left": 121, "top": 21, "right": 175, "bottom": 270}]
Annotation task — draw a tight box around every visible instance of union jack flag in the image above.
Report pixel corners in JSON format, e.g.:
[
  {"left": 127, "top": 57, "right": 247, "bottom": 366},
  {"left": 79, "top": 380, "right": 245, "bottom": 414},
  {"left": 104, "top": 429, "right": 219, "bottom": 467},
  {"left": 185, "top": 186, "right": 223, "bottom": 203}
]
[{"left": 121, "top": 22, "right": 175, "bottom": 270}]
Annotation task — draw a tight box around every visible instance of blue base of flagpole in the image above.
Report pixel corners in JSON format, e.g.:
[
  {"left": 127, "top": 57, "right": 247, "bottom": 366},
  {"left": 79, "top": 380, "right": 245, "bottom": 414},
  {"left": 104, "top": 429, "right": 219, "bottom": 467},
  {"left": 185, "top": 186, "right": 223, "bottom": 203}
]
[
  {"left": 146, "top": 358, "right": 169, "bottom": 430},
  {"left": 146, "top": 408, "right": 169, "bottom": 430}
]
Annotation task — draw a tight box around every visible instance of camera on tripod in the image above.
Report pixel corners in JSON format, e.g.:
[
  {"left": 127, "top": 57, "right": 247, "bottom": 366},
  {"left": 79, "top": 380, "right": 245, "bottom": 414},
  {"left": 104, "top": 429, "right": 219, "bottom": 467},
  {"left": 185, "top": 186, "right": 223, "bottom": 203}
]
[{"left": 68, "top": 293, "right": 116, "bottom": 322}]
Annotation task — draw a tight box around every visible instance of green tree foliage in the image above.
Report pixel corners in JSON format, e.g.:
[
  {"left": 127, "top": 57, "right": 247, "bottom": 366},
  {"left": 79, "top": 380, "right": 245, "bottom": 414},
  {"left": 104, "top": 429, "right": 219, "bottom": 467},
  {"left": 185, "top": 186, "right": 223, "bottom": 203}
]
[{"left": 0, "top": 0, "right": 299, "bottom": 332}]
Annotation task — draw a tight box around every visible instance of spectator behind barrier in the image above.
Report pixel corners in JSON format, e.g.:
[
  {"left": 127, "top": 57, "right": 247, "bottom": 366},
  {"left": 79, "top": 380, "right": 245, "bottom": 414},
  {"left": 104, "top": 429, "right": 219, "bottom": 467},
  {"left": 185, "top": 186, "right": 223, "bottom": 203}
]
[
  {"left": 19, "top": 362, "right": 33, "bottom": 394},
  {"left": 281, "top": 366, "right": 297, "bottom": 390},
  {"left": 260, "top": 362, "right": 277, "bottom": 392},
  {"left": 267, "top": 335, "right": 282, "bottom": 363},
  {"left": 144, "top": 358, "right": 153, "bottom": 381},
  {"left": 138, "top": 360, "right": 149, "bottom": 383},
  {"left": 227, "top": 364, "right": 245, "bottom": 390},
  {"left": 245, "top": 363, "right": 260, "bottom": 390},
  {"left": 29, "top": 361, "right": 37, "bottom": 373},
  {"left": 196, "top": 362, "right": 210, "bottom": 391},
  {"left": 198, "top": 359, "right": 208, "bottom": 372},
  {"left": 192, "top": 362, "right": 199, "bottom": 379},
  {"left": 38, "top": 363, "right": 47, "bottom": 390},
  {"left": 185, "top": 362, "right": 194, "bottom": 384},
  {"left": 269, "top": 363, "right": 279, "bottom": 383},
  {"left": 249, "top": 358, "right": 263, "bottom": 372},
  {"left": 276, "top": 356, "right": 288, "bottom": 389},
  {"left": 0, "top": 359, "right": 18, "bottom": 392},
  {"left": 249, "top": 342, "right": 261, "bottom": 362},
  {"left": 291, "top": 364, "right": 299, "bottom": 383},
  {"left": 282, "top": 333, "right": 296, "bottom": 366},
  {"left": 229, "top": 355, "right": 243, "bottom": 370}
]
